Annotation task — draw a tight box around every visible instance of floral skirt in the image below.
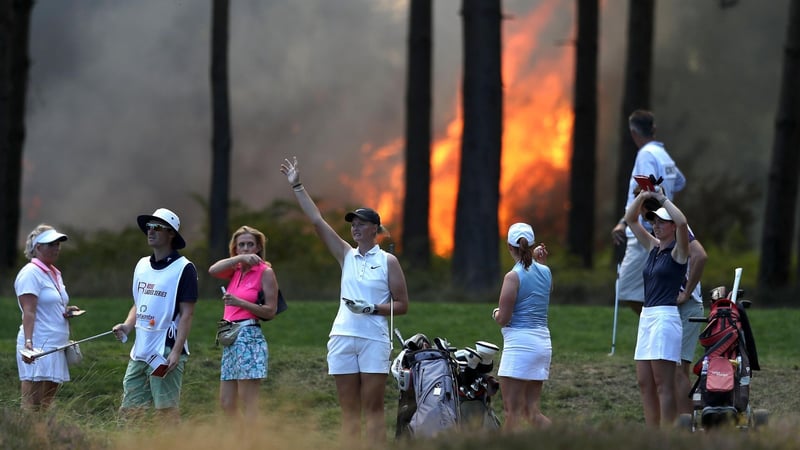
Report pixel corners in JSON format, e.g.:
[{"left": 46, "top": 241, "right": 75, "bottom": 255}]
[{"left": 220, "top": 325, "right": 268, "bottom": 380}]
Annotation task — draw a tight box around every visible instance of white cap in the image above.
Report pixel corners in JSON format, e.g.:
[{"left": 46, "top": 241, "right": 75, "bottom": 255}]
[
  {"left": 507, "top": 222, "right": 535, "bottom": 247},
  {"left": 645, "top": 207, "right": 673, "bottom": 222}
]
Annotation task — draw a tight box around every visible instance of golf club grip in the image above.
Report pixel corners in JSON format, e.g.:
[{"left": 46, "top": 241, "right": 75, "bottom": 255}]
[
  {"left": 730, "top": 267, "right": 743, "bottom": 303},
  {"left": 73, "top": 329, "right": 115, "bottom": 344}
]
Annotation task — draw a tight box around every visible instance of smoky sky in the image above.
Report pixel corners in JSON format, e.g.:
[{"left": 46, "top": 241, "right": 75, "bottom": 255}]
[{"left": 19, "top": 0, "right": 789, "bottom": 245}]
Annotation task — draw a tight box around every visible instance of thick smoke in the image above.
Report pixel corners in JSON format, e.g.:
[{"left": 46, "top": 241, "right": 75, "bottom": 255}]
[{"left": 19, "top": 0, "right": 787, "bottom": 246}]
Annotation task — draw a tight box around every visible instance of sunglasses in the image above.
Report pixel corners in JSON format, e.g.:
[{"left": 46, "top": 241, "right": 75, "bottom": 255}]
[{"left": 145, "top": 222, "right": 172, "bottom": 232}]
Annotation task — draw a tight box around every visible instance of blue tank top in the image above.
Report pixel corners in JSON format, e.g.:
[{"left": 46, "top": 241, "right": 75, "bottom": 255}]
[
  {"left": 642, "top": 240, "right": 686, "bottom": 307},
  {"left": 507, "top": 261, "right": 551, "bottom": 329}
]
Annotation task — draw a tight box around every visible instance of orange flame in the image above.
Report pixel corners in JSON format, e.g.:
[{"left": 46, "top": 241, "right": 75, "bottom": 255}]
[
  {"left": 354, "top": 2, "right": 573, "bottom": 256},
  {"left": 341, "top": 140, "right": 405, "bottom": 224}
]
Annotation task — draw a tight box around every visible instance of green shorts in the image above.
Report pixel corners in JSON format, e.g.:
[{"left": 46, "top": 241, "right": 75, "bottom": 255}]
[{"left": 120, "top": 348, "right": 188, "bottom": 410}]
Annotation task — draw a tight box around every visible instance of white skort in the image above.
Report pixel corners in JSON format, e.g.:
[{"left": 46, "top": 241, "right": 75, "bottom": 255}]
[
  {"left": 497, "top": 327, "right": 551, "bottom": 381},
  {"left": 634, "top": 305, "right": 681, "bottom": 362}
]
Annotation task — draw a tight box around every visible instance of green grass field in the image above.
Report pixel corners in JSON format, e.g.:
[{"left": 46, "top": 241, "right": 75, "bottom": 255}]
[{"left": 1, "top": 297, "right": 799, "bottom": 449}]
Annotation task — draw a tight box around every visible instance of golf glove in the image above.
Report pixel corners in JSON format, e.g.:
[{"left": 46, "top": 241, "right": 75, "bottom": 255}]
[{"left": 343, "top": 297, "right": 376, "bottom": 314}]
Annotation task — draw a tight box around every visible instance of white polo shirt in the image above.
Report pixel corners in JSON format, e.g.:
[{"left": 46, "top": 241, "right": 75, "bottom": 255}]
[{"left": 330, "top": 245, "right": 390, "bottom": 343}]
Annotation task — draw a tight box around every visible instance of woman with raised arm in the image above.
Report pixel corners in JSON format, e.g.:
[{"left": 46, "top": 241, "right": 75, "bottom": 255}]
[
  {"left": 624, "top": 188, "right": 689, "bottom": 428},
  {"left": 280, "top": 156, "right": 409, "bottom": 446}
]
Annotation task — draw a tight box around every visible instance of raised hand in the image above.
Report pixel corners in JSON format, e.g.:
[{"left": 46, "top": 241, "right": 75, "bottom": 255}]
[
  {"left": 280, "top": 156, "right": 301, "bottom": 186},
  {"left": 534, "top": 244, "right": 548, "bottom": 263},
  {"left": 236, "top": 253, "right": 262, "bottom": 269}
]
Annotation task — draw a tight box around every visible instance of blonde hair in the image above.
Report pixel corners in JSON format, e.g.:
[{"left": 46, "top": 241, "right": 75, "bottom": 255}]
[
  {"left": 228, "top": 225, "right": 267, "bottom": 259},
  {"left": 24, "top": 223, "right": 55, "bottom": 260}
]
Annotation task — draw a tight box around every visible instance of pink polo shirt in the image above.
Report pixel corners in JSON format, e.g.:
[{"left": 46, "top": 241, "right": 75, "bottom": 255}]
[{"left": 223, "top": 262, "right": 268, "bottom": 321}]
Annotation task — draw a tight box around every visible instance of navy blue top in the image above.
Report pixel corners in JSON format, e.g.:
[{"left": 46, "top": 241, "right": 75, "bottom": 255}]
[{"left": 642, "top": 240, "right": 686, "bottom": 307}]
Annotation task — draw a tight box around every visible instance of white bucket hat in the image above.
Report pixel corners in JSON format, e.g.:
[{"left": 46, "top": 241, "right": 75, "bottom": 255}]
[{"left": 137, "top": 208, "right": 186, "bottom": 249}]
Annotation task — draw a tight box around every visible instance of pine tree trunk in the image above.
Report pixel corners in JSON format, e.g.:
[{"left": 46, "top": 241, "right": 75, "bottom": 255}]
[
  {"left": 759, "top": 0, "right": 800, "bottom": 294},
  {"left": 0, "top": 0, "right": 33, "bottom": 271},
  {"left": 401, "top": 0, "right": 433, "bottom": 269},
  {"left": 567, "top": 0, "right": 599, "bottom": 268},
  {"left": 209, "top": 0, "right": 232, "bottom": 264},
  {"left": 452, "top": 0, "right": 502, "bottom": 293},
  {"left": 613, "top": 0, "right": 654, "bottom": 265}
]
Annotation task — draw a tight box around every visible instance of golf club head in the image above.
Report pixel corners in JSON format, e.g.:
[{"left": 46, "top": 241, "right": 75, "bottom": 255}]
[
  {"left": 63, "top": 308, "right": 86, "bottom": 318},
  {"left": 434, "top": 337, "right": 454, "bottom": 353},
  {"left": 19, "top": 348, "right": 41, "bottom": 362},
  {"left": 404, "top": 333, "right": 430, "bottom": 351},
  {"left": 474, "top": 340, "right": 499, "bottom": 364},
  {"left": 463, "top": 347, "right": 481, "bottom": 370}
]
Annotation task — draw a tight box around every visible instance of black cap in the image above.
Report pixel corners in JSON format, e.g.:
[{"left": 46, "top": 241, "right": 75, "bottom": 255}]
[{"left": 344, "top": 208, "right": 381, "bottom": 226}]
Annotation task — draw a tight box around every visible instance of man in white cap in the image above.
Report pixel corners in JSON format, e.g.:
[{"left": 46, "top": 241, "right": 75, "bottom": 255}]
[
  {"left": 611, "top": 110, "right": 686, "bottom": 316},
  {"left": 112, "top": 207, "right": 198, "bottom": 422}
]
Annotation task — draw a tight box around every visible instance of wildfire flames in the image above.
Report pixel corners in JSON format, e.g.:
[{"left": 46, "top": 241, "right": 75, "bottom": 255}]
[{"left": 354, "top": 2, "right": 573, "bottom": 256}]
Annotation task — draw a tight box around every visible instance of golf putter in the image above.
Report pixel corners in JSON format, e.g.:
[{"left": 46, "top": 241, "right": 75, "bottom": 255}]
[{"left": 19, "top": 330, "right": 115, "bottom": 361}]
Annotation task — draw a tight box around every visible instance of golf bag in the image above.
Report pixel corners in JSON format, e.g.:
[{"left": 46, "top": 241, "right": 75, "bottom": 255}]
[
  {"left": 393, "top": 334, "right": 460, "bottom": 438},
  {"left": 453, "top": 342, "right": 501, "bottom": 430},
  {"left": 686, "top": 284, "right": 763, "bottom": 429},
  {"left": 392, "top": 331, "right": 501, "bottom": 438}
]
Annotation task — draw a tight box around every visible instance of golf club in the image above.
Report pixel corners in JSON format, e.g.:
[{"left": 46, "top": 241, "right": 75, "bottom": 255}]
[
  {"left": 730, "top": 267, "right": 743, "bottom": 304},
  {"left": 394, "top": 328, "right": 405, "bottom": 349},
  {"left": 390, "top": 297, "right": 394, "bottom": 350},
  {"left": 388, "top": 243, "right": 395, "bottom": 350},
  {"left": 609, "top": 264, "right": 620, "bottom": 356},
  {"left": 19, "top": 329, "right": 115, "bottom": 361}
]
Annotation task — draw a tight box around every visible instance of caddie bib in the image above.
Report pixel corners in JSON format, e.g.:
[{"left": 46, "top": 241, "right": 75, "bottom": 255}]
[{"left": 130, "top": 256, "right": 190, "bottom": 361}]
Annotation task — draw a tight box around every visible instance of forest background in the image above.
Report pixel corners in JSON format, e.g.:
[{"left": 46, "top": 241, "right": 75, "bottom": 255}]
[{"left": 0, "top": 0, "right": 796, "bottom": 304}]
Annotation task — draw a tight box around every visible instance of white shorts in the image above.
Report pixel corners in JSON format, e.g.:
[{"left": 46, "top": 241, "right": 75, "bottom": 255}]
[
  {"left": 497, "top": 327, "right": 551, "bottom": 381},
  {"left": 679, "top": 301, "right": 704, "bottom": 363},
  {"left": 634, "top": 305, "right": 681, "bottom": 362},
  {"left": 618, "top": 234, "right": 647, "bottom": 303},
  {"left": 327, "top": 335, "right": 390, "bottom": 375}
]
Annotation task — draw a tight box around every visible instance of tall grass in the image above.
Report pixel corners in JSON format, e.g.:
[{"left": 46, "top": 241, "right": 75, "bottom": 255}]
[{"left": 1, "top": 297, "right": 799, "bottom": 449}]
